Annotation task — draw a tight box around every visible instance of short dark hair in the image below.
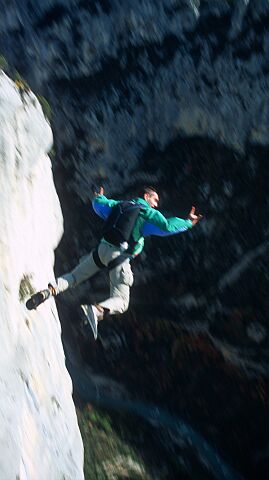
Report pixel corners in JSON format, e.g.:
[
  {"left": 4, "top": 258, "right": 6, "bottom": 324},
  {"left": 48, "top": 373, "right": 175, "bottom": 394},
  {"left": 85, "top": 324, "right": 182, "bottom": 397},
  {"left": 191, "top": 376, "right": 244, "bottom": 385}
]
[{"left": 139, "top": 186, "right": 158, "bottom": 197}]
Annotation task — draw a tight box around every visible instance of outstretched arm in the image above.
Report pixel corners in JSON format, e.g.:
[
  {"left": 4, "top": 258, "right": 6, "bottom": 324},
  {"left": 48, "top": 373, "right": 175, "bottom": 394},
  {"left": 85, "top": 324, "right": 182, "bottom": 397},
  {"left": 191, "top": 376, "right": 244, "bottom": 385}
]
[
  {"left": 142, "top": 205, "right": 202, "bottom": 237},
  {"left": 91, "top": 186, "right": 119, "bottom": 220}
]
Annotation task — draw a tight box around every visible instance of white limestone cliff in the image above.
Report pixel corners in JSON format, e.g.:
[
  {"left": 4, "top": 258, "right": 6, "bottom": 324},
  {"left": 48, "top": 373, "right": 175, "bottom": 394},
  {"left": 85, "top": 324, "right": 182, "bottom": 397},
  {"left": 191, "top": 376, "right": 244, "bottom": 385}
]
[{"left": 0, "top": 72, "right": 84, "bottom": 480}]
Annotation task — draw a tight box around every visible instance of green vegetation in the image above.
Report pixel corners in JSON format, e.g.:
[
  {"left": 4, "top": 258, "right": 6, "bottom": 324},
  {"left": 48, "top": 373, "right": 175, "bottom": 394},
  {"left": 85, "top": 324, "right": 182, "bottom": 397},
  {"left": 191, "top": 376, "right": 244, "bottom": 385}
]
[
  {"left": 37, "top": 95, "right": 52, "bottom": 121},
  {"left": 12, "top": 68, "right": 53, "bottom": 121},
  {"left": 48, "top": 147, "right": 56, "bottom": 160},
  {"left": 13, "top": 71, "right": 30, "bottom": 88},
  {"left": 0, "top": 54, "right": 8, "bottom": 71},
  {"left": 77, "top": 406, "right": 160, "bottom": 480},
  {"left": 76, "top": 403, "right": 194, "bottom": 479},
  {"left": 19, "top": 274, "right": 35, "bottom": 302}
]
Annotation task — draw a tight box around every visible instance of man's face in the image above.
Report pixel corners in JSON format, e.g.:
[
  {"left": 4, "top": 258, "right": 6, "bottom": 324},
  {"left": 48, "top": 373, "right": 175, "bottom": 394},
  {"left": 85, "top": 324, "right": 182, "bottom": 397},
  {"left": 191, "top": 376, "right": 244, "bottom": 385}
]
[{"left": 144, "top": 191, "right": 159, "bottom": 208}]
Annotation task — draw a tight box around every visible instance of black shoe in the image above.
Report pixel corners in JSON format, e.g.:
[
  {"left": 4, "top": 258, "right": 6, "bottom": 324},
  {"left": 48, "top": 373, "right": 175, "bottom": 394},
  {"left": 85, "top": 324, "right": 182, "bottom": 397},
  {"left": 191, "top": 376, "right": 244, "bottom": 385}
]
[{"left": 26, "top": 289, "right": 51, "bottom": 310}]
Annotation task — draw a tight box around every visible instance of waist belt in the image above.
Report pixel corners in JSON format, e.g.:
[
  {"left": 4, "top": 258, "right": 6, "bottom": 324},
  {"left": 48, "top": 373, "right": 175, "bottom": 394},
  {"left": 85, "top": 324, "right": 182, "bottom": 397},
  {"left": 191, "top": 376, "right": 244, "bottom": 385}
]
[{"left": 92, "top": 247, "right": 131, "bottom": 272}]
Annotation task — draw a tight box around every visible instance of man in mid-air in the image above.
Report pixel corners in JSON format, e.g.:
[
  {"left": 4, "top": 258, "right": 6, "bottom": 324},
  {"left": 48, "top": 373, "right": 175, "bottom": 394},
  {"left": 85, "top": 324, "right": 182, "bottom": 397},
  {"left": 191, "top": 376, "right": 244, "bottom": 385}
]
[{"left": 27, "top": 186, "right": 202, "bottom": 339}]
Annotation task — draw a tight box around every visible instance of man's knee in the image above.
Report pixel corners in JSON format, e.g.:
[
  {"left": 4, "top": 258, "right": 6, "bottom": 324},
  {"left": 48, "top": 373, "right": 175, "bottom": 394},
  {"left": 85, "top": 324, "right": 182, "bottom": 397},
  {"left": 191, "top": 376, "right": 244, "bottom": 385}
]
[
  {"left": 113, "top": 293, "right": 129, "bottom": 314},
  {"left": 120, "top": 296, "right": 130, "bottom": 313},
  {"left": 114, "top": 283, "right": 130, "bottom": 313}
]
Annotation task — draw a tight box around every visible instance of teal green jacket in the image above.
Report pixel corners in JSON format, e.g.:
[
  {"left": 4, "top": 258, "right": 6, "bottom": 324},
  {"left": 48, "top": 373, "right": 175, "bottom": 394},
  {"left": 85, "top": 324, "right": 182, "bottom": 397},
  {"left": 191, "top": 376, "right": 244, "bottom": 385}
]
[{"left": 93, "top": 195, "right": 193, "bottom": 256}]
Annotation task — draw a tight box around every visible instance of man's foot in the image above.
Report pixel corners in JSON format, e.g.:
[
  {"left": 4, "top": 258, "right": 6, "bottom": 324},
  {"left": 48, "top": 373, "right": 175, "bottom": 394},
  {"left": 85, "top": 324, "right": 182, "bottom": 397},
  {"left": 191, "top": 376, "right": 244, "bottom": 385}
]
[
  {"left": 81, "top": 304, "right": 104, "bottom": 340},
  {"left": 81, "top": 305, "right": 98, "bottom": 340},
  {"left": 26, "top": 289, "right": 51, "bottom": 310}
]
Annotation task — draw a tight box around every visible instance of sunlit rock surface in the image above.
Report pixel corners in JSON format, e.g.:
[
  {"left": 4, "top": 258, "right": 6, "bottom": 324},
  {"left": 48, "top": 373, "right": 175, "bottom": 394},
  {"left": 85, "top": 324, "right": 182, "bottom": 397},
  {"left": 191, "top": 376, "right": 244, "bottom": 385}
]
[{"left": 0, "top": 72, "right": 84, "bottom": 480}]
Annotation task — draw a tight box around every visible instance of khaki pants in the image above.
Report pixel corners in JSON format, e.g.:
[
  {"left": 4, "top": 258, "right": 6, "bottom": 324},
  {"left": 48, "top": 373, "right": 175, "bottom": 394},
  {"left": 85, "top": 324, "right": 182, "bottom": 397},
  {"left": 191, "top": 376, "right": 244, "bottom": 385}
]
[{"left": 56, "top": 242, "right": 133, "bottom": 315}]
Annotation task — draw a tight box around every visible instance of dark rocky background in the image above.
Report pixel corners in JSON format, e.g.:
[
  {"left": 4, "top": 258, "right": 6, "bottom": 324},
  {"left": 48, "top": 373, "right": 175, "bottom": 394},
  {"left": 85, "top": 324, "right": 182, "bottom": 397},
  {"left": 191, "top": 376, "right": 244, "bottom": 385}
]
[{"left": 1, "top": 0, "right": 269, "bottom": 478}]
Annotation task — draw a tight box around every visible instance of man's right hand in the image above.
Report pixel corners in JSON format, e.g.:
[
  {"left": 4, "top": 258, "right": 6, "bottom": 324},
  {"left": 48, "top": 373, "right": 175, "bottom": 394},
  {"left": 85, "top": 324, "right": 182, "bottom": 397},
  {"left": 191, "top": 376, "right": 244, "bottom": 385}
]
[{"left": 187, "top": 206, "right": 203, "bottom": 226}]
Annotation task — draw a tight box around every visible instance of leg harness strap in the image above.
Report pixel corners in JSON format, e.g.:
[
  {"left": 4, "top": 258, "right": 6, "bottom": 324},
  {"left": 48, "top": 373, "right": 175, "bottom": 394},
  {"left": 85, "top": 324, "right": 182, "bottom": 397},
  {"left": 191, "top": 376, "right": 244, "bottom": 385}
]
[
  {"left": 92, "top": 247, "right": 131, "bottom": 272},
  {"left": 92, "top": 248, "right": 106, "bottom": 269}
]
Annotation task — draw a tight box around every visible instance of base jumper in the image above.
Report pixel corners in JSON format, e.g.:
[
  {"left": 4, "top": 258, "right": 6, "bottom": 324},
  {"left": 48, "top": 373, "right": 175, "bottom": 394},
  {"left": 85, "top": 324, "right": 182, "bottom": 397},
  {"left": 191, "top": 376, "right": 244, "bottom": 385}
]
[{"left": 26, "top": 186, "right": 202, "bottom": 339}]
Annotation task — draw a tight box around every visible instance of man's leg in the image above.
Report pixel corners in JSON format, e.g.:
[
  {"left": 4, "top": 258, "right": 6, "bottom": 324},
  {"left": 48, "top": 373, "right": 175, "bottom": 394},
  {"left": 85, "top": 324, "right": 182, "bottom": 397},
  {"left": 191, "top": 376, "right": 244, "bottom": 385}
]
[
  {"left": 80, "top": 243, "right": 134, "bottom": 339},
  {"left": 98, "top": 257, "right": 133, "bottom": 315},
  {"left": 27, "top": 246, "right": 103, "bottom": 311},
  {"left": 50, "top": 250, "right": 102, "bottom": 295}
]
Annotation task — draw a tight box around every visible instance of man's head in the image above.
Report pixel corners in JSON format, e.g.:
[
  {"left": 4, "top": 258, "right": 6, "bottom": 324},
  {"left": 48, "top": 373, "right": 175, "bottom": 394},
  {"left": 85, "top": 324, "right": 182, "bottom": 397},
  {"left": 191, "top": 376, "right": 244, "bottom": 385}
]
[{"left": 140, "top": 186, "right": 159, "bottom": 208}]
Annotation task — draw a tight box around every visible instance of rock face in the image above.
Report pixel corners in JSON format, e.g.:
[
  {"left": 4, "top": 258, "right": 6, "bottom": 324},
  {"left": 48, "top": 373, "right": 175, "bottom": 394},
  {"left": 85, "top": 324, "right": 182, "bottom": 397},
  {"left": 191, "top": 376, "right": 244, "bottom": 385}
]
[
  {"left": 0, "top": 72, "right": 84, "bottom": 480},
  {"left": 1, "top": 0, "right": 269, "bottom": 197}
]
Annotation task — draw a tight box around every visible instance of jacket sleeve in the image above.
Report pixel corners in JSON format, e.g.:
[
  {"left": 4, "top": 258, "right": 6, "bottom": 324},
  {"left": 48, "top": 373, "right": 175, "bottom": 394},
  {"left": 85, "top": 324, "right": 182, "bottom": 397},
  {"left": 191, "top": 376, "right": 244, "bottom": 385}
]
[
  {"left": 132, "top": 237, "right": 145, "bottom": 256},
  {"left": 92, "top": 195, "right": 119, "bottom": 220},
  {"left": 142, "top": 209, "right": 193, "bottom": 237}
]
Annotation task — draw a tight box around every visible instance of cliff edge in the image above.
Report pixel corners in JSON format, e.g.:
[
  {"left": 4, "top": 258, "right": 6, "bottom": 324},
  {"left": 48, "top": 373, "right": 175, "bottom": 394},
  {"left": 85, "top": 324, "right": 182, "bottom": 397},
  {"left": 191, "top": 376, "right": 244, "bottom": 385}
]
[{"left": 0, "top": 71, "right": 84, "bottom": 480}]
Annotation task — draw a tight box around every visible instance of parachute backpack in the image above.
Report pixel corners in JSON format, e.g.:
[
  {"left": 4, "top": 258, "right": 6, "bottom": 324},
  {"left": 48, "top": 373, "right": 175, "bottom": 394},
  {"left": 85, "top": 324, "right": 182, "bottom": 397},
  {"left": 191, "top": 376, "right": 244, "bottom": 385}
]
[{"left": 103, "top": 201, "right": 142, "bottom": 247}]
